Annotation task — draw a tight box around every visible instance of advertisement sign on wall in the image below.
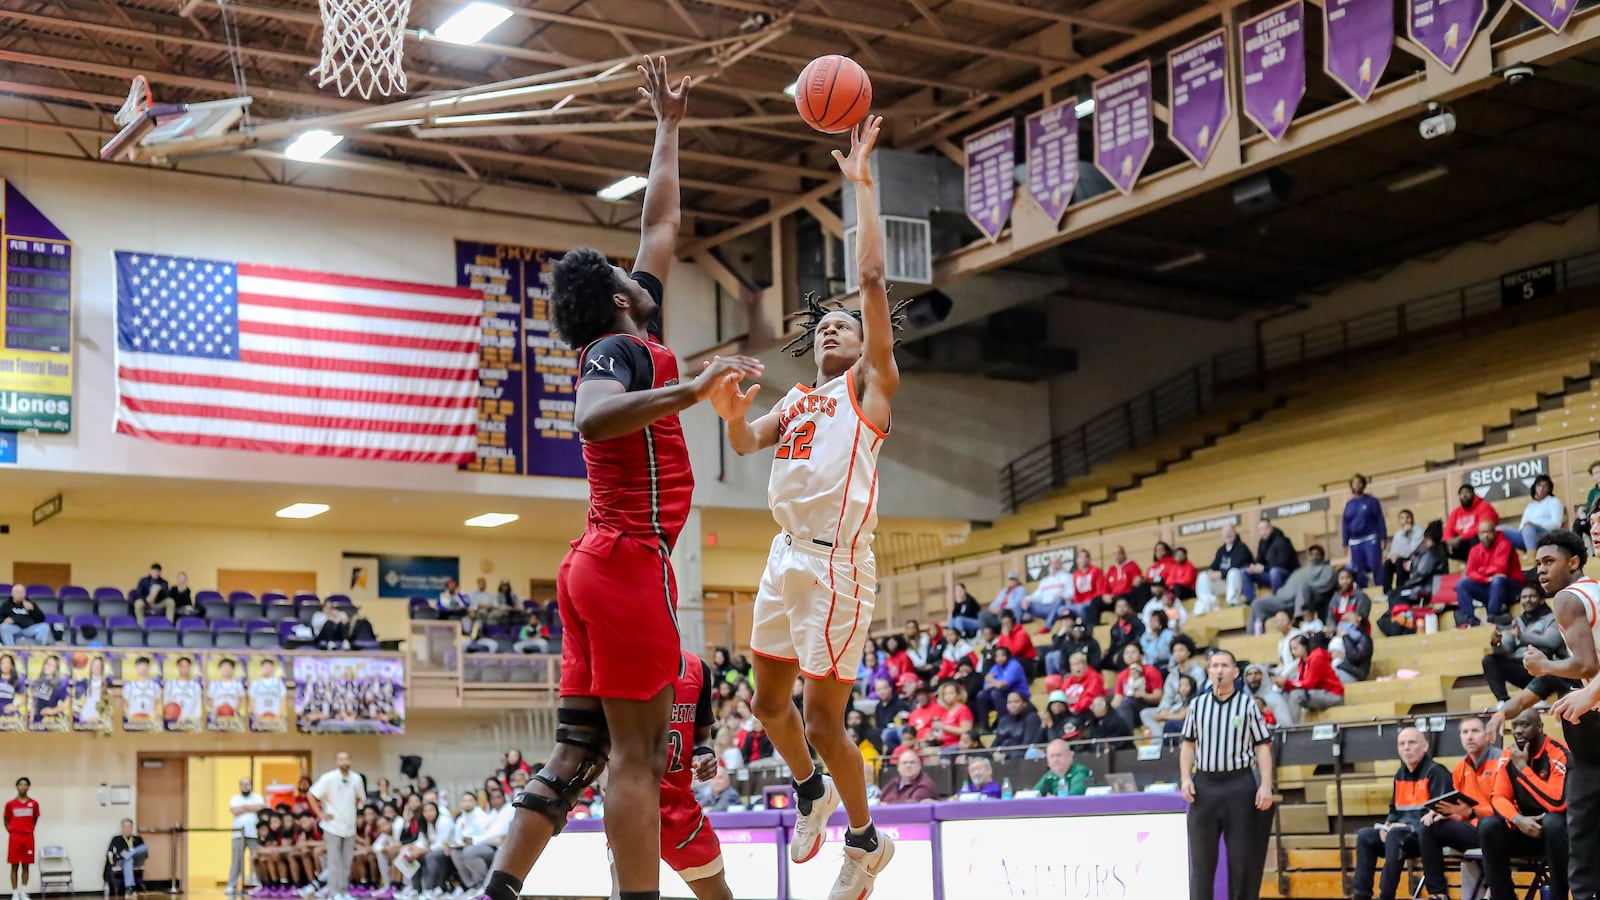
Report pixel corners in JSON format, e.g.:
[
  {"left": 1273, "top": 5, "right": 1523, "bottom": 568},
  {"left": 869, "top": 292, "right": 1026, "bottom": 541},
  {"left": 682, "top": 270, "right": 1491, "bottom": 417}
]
[
  {"left": 342, "top": 552, "right": 460, "bottom": 599},
  {"left": 940, "top": 811, "right": 1192, "bottom": 899}
]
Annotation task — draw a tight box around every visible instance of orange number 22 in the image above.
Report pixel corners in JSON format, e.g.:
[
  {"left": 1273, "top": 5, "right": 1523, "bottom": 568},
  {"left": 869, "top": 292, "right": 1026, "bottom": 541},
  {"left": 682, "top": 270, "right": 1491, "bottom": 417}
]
[{"left": 775, "top": 421, "right": 816, "bottom": 460}]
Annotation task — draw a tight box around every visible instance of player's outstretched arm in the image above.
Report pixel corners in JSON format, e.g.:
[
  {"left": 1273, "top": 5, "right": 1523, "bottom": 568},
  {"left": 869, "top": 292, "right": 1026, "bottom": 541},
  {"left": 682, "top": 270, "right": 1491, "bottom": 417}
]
[
  {"left": 834, "top": 115, "right": 899, "bottom": 406},
  {"left": 575, "top": 355, "right": 763, "bottom": 443},
  {"left": 634, "top": 55, "right": 691, "bottom": 283}
]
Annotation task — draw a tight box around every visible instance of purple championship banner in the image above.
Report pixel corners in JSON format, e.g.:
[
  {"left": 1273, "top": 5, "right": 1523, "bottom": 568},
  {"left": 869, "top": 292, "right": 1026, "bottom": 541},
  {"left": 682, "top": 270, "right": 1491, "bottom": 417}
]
[
  {"left": 964, "top": 119, "right": 1015, "bottom": 242},
  {"left": 1323, "top": 0, "right": 1394, "bottom": 102},
  {"left": 1167, "top": 30, "right": 1231, "bottom": 167},
  {"left": 1407, "top": 0, "right": 1488, "bottom": 71},
  {"left": 455, "top": 240, "right": 631, "bottom": 479},
  {"left": 1241, "top": 0, "right": 1307, "bottom": 143},
  {"left": 1092, "top": 62, "right": 1154, "bottom": 194},
  {"left": 1024, "top": 98, "right": 1078, "bottom": 224},
  {"left": 1511, "top": 0, "right": 1578, "bottom": 32}
]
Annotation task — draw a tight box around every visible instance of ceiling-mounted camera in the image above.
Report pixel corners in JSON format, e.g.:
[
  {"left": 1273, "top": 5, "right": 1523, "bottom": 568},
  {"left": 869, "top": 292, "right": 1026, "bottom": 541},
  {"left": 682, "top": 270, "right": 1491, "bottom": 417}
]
[{"left": 1419, "top": 102, "right": 1455, "bottom": 140}]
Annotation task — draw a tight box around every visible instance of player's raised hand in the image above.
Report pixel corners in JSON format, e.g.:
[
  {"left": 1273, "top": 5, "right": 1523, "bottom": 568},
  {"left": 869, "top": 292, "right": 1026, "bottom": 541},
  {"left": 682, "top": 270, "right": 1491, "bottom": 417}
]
[
  {"left": 639, "top": 55, "right": 692, "bottom": 123},
  {"left": 703, "top": 359, "right": 762, "bottom": 421},
  {"left": 693, "top": 354, "right": 763, "bottom": 401},
  {"left": 832, "top": 115, "right": 881, "bottom": 184},
  {"left": 691, "top": 752, "right": 718, "bottom": 782}
]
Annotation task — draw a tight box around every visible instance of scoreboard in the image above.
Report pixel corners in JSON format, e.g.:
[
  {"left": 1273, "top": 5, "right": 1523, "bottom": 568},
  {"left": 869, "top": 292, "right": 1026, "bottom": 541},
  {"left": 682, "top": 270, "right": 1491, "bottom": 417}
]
[{"left": 0, "top": 182, "right": 74, "bottom": 433}]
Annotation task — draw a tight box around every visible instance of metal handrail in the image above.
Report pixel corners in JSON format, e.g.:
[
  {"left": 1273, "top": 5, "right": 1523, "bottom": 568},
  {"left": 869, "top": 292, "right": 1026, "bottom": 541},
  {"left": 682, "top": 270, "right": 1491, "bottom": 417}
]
[{"left": 999, "top": 248, "right": 1600, "bottom": 512}]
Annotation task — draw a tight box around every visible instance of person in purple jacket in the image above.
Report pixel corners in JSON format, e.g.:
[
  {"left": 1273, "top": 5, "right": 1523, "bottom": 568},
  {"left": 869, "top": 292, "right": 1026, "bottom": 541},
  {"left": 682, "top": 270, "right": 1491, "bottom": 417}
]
[
  {"left": 1343, "top": 474, "right": 1387, "bottom": 588},
  {"left": 958, "top": 757, "right": 1003, "bottom": 799}
]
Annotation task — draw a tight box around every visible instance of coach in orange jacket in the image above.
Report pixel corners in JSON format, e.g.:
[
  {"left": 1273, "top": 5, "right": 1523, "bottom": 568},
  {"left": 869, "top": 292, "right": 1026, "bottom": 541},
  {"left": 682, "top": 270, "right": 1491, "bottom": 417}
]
[
  {"left": 1479, "top": 709, "right": 1570, "bottom": 900},
  {"left": 1417, "top": 717, "right": 1500, "bottom": 898}
]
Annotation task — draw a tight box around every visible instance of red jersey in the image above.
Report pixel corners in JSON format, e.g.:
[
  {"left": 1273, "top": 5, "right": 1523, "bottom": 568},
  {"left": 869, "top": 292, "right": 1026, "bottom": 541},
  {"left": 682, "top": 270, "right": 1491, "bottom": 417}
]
[
  {"left": 576, "top": 326, "right": 691, "bottom": 549},
  {"left": 1105, "top": 560, "right": 1141, "bottom": 597},
  {"left": 1072, "top": 566, "right": 1107, "bottom": 601},
  {"left": 663, "top": 652, "right": 714, "bottom": 805},
  {"left": 3, "top": 799, "right": 38, "bottom": 834}
]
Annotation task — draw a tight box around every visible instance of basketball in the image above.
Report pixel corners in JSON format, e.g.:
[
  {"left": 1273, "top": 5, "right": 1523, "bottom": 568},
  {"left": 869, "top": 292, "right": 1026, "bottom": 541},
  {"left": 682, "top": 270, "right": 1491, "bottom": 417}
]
[
  {"left": 163, "top": 702, "right": 181, "bottom": 721},
  {"left": 217, "top": 703, "right": 235, "bottom": 717},
  {"left": 71, "top": 651, "right": 88, "bottom": 670},
  {"left": 794, "top": 55, "right": 872, "bottom": 134}
]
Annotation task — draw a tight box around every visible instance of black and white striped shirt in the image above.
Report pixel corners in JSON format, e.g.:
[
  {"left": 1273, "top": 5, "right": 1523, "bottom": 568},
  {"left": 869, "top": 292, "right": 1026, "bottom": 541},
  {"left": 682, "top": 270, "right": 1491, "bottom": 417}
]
[{"left": 1182, "top": 686, "right": 1271, "bottom": 773}]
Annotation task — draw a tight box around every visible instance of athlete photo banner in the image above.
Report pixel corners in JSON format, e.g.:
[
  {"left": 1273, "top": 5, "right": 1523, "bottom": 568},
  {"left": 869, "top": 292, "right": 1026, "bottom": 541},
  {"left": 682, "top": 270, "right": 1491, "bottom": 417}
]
[
  {"left": 294, "top": 655, "right": 405, "bottom": 735},
  {"left": 1167, "top": 30, "right": 1231, "bottom": 167},
  {"left": 1408, "top": 0, "right": 1487, "bottom": 71},
  {"left": 964, "top": 119, "right": 1015, "bottom": 242},
  {"left": 1241, "top": 0, "right": 1307, "bottom": 142},
  {"left": 1092, "top": 62, "right": 1154, "bottom": 194},
  {"left": 248, "top": 654, "right": 289, "bottom": 733},
  {"left": 206, "top": 653, "right": 248, "bottom": 733},
  {"left": 162, "top": 653, "right": 204, "bottom": 733},
  {"left": 70, "top": 650, "right": 112, "bottom": 734},
  {"left": 25, "top": 651, "right": 68, "bottom": 733},
  {"left": 0, "top": 182, "right": 74, "bottom": 434},
  {"left": 455, "top": 241, "right": 632, "bottom": 479},
  {"left": 119, "top": 651, "right": 163, "bottom": 733},
  {"left": 1323, "top": 0, "right": 1394, "bottom": 102},
  {"left": 0, "top": 651, "right": 24, "bottom": 732},
  {"left": 1024, "top": 99, "right": 1078, "bottom": 224}
]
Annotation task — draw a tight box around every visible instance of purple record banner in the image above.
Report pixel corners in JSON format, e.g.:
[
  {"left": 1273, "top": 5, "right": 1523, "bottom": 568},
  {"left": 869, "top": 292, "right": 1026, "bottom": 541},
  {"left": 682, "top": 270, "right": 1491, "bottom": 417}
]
[
  {"left": 1323, "top": 0, "right": 1394, "bottom": 102},
  {"left": 1167, "top": 30, "right": 1230, "bottom": 167},
  {"left": 1024, "top": 99, "right": 1078, "bottom": 224},
  {"left": 964, "top": 119, "right": 1015, "bottom": 242},
  {"left": 1241, "top": 0, "right": 1307, "bottom": 143},
  {"left": 1407, "top": 0, "right": 1487, "bottom": 72},
  {"left": 1092, "top": 62, "right": 1154, "bottom": 194},
  {"left": 1509, "top": 0, "right": 1576, "bottom": 33}
]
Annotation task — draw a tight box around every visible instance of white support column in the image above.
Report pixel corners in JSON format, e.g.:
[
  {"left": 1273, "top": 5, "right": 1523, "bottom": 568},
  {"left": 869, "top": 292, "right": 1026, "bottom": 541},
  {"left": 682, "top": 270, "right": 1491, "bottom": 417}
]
[{"left": 673, "top": 506, "right": 707, "bottom": 654}]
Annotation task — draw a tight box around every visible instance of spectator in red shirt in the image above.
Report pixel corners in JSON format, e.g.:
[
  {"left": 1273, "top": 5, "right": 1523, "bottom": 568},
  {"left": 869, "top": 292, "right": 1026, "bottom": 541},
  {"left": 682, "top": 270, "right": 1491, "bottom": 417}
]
[
  {"left": 1104, "top": 545, "right": 1143, "bottom": 601},
  {"left": 1058, "top": 651, "right": 1105, "bottom": 724},
  {"left": 994, "top": 611, "right": 1039, "bottom": 675},
  {"left": 1457, "top": 518, "right": 1524, "bottom": 626},
  {"left": 905, "top": 687, "right": 939, "bottom": 741},
  {"left": 1166, "top": 547, "right": 1198, "bottom": 600},
  {"left": 882, "top": 635, "right": 916, "bottom": 683},
  {"left": 1278, "top": 634, "right": 1344, "bottom": 723},
  {"left": 929, "top": 680, "right": 975, "bottom": 748},
  {"left": 1444, "top": 483, "right": 1500, "bottom": 561},
  {"left": 1066, "top": 548, "right": 1110, "bottom": 625},
  {"left": 735, "top": 716, "right": 773, "bottom": 762},
  {"left": 1110, "top": 644, "right": 1164, "bottom": 732},
  {"left": 1141, "top": 542, "right": 1177, "bottom": 605}
]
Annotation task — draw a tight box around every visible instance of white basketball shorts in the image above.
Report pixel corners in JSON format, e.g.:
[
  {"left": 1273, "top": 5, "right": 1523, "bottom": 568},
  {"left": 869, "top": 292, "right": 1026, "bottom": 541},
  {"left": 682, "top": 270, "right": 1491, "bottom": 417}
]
[{"left": 750, "top": 533, "right": 877, "bottom": 681}]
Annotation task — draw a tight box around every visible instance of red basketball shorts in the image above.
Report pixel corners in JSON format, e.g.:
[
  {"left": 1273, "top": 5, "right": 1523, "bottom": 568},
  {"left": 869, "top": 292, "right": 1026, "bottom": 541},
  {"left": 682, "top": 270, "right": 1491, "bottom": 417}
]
[
  {"left": 558, "top": 525, "right": 680, "bottom": 702},
  {"left": 659, "top": 795, "right": 722, "bottom": 881},
  {"left": 8, "top": 834, "right": 34, "bottom": 865}
]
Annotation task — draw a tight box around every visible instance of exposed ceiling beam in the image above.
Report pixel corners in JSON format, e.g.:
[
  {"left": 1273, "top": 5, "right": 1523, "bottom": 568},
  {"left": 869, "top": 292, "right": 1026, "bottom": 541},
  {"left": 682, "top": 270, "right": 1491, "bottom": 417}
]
[{"left": 932, "top": 0, "right": 1141, "bottom": 33}]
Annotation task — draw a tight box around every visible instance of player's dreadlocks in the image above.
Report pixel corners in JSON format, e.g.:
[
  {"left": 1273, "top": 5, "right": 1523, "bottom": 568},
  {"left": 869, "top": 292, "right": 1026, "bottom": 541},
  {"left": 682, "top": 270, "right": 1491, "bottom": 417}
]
[{"left": 781, "top": 291, "right": 914, "bottom": 358}]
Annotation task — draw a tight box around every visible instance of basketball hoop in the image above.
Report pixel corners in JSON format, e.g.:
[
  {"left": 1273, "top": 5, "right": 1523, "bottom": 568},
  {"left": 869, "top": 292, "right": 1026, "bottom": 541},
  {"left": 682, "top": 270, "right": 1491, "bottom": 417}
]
[
  {"left": 310, "top": 0, "right": 412, "bottom": 99},
  {"left": 114, "top": 75, "right": 153, "bottom": 127}
]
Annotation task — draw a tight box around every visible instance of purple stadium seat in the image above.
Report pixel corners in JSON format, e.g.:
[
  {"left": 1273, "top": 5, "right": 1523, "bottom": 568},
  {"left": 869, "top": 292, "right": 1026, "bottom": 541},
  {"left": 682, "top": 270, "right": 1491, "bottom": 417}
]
[
  {"left": 25, "top": 584, "right": 54, "bottom": 599},
  {"left": 326, "top": 594, "right": 352, "bottom": 606},
  {"left": 212, "top": 618, "right": 242, "bottom": 632},
  {"left": 60, "top": 597, "right": 97, "bottom": 619},
  {"left": 106, "top": 615, "right": 138, "bottom": 630},
  {"left": 176, "top": 616, "right": 207, "bottom": 631},
  {"left": 144, "top": 616, "right": 173, "bottom": 631},
  {"left": 195, "top": 590, "right": 224, "bottom": 605},
  {"left": 409, "top": 597, "right": 438, "bottom": 620},
  {"left": 293, "top": 592, "right": 320, "bottom": 605},
  {"left": 96, "top": 598, "right": 132, "bottom": 619},
  {"left": 199, "top": 598, "right": 230, "bottom": 619},
  {"left": 70, "top": 614, "right": 104, "bottom": 644},
  {"left": 91, "top": 587, "right": 124, "bottom": 601},
  {"left": 260, "top": 592, "right": 288, "bottom": 604},
  {"left": 227, "top": 591, "right": 256, "bottom": 605},
  {"left": 58, "top": 585, "right": 89, "bottom": 599}
]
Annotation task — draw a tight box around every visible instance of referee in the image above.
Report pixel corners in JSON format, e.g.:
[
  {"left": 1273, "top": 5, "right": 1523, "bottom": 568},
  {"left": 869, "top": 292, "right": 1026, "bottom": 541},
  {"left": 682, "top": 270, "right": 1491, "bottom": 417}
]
[{"left": 1181, "top": 648, "right": 1275, "bottom": 900}]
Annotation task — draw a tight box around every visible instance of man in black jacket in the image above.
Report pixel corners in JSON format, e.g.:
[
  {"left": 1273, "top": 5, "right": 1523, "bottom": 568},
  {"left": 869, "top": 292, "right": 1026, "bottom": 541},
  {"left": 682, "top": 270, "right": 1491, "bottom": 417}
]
[
  {"left": 1247, "top": 519, "right": 1299, "bottom": 597},
  {"left": 1197, "top": 524, "right": 1256, "bottom": 611},
  {"left": 105, "top": 818, "right": 147, "bottom": 895},
  {"left": 991, "top": 691, "right": 1044, "bottom": 755},
  {"left": 1352, "top": 728, "right": 1453, "bottom": 900}
]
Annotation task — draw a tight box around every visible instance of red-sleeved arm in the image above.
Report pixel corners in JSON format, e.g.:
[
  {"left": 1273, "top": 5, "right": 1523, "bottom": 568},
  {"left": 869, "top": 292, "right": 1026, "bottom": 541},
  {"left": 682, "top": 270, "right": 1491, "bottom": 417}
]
[{"left": 1490, "top": 752, "right": 1518, "bottom": 821}]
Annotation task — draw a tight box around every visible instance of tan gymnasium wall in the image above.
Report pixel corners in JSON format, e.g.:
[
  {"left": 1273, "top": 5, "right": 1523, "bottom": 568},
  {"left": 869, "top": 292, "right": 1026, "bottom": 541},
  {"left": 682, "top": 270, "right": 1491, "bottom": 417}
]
[
  {"left": 1, "top": 519, "right": 768, "bottom": 638},
  {"left": 0, "top": 709, "right": 519, "bottom": 893}
]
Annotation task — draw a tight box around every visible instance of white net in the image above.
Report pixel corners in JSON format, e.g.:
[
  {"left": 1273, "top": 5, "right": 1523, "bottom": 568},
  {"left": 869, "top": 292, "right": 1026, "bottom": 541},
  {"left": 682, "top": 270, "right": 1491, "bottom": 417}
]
[
  {"left": 114, "top": 75, "right": 151, "bottom": 127},
  {"left": 311, "top": 0, "right": 412, "bottom": 100}
]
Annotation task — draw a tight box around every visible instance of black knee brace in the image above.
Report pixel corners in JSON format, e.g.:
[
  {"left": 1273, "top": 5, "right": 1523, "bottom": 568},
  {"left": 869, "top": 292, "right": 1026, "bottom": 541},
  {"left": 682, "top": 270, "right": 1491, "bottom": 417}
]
[{"left": 513, "top": 705, "right": 609, "bottom": 834}]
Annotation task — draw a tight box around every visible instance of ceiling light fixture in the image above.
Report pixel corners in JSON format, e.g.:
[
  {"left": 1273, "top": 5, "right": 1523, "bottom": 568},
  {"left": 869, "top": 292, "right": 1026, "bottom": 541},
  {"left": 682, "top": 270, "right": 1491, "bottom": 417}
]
[
  {"left": 434, "top": 2, "right": 513, "bottom": 44},
  {"left": 1074, "top": 98, "right": 1095, "bottom": 119},
  {"left": 284, "top": 130, "right": 343, "bottom": 161},
  {"left": 1385, "top": 165, "right": 1449, "bottom": 193},
  {"left": 1153, "top": 250, "right": 1207, "bottom": 273},
  {"left": 465, "top": 512, "right": 519, "bottom": 528},
  {"left": 276, "top": 503, "right": 330, "bottom": 519},
  {"left": 596, "top": 175, "right": 648, "bottom": 202}
]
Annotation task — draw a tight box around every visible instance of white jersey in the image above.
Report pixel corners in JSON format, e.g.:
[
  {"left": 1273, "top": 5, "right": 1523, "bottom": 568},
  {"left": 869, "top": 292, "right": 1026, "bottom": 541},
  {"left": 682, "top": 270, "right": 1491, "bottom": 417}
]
[
  {"left": 250, "top": 677, "right": 285, "bottom": 718},
  {"left": 208, "top": 678, "right": 245, "bottom": 712},
  {"left": 165, "top": 677, "right": 202, "bottom": 719},
  {"left": 1560, "top": 577, "right": 1600, "bottom": 700},
  {"left": 124, "top": 678, "right": 160, "bottom": 720},
  {"left": 766, "top": 369, "right": 885, "bottom": 548}
]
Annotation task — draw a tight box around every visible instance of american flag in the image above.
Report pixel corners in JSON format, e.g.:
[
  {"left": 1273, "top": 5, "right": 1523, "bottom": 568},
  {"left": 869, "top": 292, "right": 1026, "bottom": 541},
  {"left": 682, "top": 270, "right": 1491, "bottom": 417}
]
[{"left": 114, "top": 252, "right": 483, "bottom": 464}]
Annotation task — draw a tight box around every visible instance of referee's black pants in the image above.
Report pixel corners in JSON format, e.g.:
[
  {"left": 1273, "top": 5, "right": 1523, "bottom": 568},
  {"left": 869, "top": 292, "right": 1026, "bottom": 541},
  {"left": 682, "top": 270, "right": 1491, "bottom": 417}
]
[
  {"left": 1565, "top": 710, "right": 1600, "bottom": 900},
  {"left": 1187, "top": 769, "right": 1271, "bottom": 900}
]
